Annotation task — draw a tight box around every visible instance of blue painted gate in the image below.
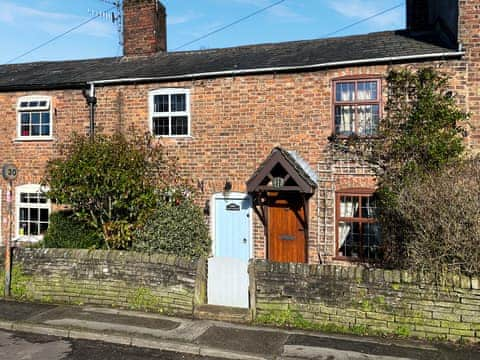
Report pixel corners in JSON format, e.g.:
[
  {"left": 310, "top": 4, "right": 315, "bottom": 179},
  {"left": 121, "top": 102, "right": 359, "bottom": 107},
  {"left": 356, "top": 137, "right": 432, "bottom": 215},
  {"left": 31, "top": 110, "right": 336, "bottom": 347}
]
[
  {"left": 214, "top": 196, "right": 251, "bottom": 261},
  {"left": 208, "top": 195, "right": 252, "bottom": 308}
]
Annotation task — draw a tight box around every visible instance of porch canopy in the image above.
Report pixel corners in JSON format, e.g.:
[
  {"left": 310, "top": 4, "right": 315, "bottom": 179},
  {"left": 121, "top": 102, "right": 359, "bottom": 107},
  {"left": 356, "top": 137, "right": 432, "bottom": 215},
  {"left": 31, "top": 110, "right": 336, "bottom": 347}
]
[{"left": 246, "top": 147, "right": 318, "bottom": 225}]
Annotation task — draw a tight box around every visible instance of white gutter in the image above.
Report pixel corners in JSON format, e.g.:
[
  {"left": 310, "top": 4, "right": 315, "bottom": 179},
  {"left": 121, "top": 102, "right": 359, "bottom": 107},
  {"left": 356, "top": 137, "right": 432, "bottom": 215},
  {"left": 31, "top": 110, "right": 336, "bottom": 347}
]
[{"left": 88, "top": 51, "right": 464, "bottom": 86}]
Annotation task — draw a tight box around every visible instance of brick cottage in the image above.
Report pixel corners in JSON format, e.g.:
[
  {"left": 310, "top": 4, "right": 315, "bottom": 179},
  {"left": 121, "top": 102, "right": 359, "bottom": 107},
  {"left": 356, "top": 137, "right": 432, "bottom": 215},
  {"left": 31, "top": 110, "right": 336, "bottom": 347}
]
[{"left": 0, "top": 0, "right": 478, "bottom": 266}]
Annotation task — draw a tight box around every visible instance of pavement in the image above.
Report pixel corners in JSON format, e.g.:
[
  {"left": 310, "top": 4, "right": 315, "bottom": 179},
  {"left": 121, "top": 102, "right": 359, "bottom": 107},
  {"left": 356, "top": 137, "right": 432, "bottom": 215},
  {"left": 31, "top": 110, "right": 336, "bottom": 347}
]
[
  {"left": 0, "top": 299, "right": 479, "bottom": 360},
  {"left": 0, "top": 330, "right": 224, "bottom": 360}
]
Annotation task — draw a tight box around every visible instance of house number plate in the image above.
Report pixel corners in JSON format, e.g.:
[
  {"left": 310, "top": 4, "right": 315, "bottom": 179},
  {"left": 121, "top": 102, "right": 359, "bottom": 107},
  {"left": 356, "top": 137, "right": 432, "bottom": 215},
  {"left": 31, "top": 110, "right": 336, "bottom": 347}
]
[{"left": 226, "top": 203, "right": 241, "bottom": 211}]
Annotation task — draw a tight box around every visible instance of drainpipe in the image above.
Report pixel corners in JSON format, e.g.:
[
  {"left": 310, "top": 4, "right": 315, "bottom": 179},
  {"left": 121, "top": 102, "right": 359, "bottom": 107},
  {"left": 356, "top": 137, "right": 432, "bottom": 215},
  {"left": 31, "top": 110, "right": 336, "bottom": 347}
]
[{"left": 83, "top": 83, "right": 97, "bottom": 138}]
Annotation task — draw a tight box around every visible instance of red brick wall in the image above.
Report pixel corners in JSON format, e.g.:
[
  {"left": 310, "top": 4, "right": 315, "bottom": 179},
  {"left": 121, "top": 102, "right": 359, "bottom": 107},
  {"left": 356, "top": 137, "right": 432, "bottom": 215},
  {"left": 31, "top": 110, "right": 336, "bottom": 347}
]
[
  {"left": 1, "top": 57, "right": 473, "bottom": 263},
  {"left": 4, "top": 0, "right": 480, "bottom": 263},
  {"left": 459, "top": 0, "right": 480, "bottom": 150}
]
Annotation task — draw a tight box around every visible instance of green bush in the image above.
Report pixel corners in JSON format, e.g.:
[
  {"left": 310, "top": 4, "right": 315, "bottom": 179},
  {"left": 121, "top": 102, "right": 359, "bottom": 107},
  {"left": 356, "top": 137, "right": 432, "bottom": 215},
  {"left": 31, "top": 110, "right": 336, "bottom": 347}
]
[
  {"left": 133, "top": 199, "right": 210, "bottom": 258},
  {"left": 44, "top": 132, "right": 166, "bottom": 249},
  {"left": 43, "top": 211, "right": 103, "bottom": 249}
]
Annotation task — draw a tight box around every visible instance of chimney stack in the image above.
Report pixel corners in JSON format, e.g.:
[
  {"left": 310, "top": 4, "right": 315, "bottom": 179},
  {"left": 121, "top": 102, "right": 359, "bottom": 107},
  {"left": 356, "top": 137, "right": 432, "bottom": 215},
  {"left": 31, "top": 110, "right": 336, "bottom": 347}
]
[
  {"left": 406, "top": 0, "right": 459, "bottom": 47},
  {"left": 123, "top": 0, "right": 167, "bottom": 57},
  {"left": 406, "top": 0, "right": 431, "bottom": 32}
]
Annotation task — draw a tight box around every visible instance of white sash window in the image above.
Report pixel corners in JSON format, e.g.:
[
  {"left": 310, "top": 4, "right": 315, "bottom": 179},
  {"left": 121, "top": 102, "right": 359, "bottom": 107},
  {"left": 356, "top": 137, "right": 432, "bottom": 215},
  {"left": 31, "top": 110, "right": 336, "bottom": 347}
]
[
  {"left": 17, "top": 96, "right": 53, "bottom": 139},
  {"left": 149, "top": 89, "right": 191, "bottom": 137},
  {"left": 16, "top": 184, "right": 50, "bottom": 242}
]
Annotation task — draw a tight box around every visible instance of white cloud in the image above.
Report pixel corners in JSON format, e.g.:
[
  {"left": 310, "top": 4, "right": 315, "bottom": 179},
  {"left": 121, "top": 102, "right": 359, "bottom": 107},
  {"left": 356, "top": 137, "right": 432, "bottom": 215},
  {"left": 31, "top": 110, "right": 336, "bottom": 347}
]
[
  {"left": 0, "top": 1, "right": 115, "bottom": 38},
  {"left": 168, "top": 12, "right": 202, "bottom": 26},
  {"left": 328, "top": 0, "right": 403, "bottom": 29}
]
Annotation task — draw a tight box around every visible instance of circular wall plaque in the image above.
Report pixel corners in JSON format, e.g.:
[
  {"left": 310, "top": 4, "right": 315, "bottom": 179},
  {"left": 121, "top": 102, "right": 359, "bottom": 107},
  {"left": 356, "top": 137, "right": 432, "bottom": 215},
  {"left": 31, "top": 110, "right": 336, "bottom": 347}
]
[{"left": 2, "top": 164, "right": 18, "bottom": 181}]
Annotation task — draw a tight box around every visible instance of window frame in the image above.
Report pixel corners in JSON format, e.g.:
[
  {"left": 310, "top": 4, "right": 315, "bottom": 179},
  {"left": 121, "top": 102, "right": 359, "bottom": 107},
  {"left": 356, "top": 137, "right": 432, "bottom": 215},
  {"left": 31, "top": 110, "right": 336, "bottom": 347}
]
[
  {"left": 335, "top": 188, "right": 379, "bottom": 261},
  {"left": 16, "top": 95, "right": 53, "bottom": 141},
  {"left": 332, "top": 76, "right": 382, "bottom": 137},
  {"left": 148, "top": 88, "right": 191, "bottom": 137},
  {"left": 15, "top": 184, "right": 51, "bottom": 241}
]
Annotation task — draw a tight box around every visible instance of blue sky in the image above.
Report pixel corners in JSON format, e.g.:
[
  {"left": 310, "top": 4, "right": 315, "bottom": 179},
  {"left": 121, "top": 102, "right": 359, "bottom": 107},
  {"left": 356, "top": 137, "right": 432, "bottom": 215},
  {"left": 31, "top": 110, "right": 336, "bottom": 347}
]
[{"left": 0, "top": 0, "right": 405, "bottom": 64}]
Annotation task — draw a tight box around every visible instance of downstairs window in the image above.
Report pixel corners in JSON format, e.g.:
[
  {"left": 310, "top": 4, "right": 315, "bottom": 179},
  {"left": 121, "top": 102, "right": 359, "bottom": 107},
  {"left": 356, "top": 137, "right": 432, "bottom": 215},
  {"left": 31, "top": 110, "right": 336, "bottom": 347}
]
[
  {"left": 16, "top": 184, "right": 50, "bottom": 241},
  {"left": 336, "top": 190, "right": 381, "bottom": 261}
]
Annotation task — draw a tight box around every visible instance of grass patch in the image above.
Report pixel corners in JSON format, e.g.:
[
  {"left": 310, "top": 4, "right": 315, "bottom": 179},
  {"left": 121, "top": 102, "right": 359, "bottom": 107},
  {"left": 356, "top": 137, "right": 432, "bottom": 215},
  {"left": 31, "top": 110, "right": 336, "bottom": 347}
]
[
  {"left": 255, "top": 308, "right": 369, "bottom": 336},
  {"left": 0, "top": 265, "right": 33, "bottom": 300},
  {"left": 127, "top": 287, "right": 169, "bottom": 314}
]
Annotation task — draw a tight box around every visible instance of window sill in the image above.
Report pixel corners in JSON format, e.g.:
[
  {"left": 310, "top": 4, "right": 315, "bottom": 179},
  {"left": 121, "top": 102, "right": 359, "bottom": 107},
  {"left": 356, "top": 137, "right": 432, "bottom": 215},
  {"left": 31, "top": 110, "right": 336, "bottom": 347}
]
[
  {"left": 153, "top": 135, "right": 194, "bottom": 139},
  {"left": 333, "top": 256, "right": 381, "bottom": 264},
  {"left": 331, "top": 135, "right": 380, "bottom": 140},
  {"left": 332, "top": 256, "right": 363, "bottom": 262},
  {"left": 13, "top": 235, "right": 44, "bottom": 244},
  {"left": 13, "top": 136, "right": 55, "bottom": 143}
]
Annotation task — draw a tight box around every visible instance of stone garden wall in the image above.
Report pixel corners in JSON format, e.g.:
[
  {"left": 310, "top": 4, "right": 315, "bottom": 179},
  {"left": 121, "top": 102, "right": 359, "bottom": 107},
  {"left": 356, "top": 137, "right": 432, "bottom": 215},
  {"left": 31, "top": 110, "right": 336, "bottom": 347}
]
[
  {"left": 2, "top": 249, "right": 479, "bottom": 343},
  {"left": 3, "top": 248, "right": 204, "bottom": 316},
  {"left": 251, "top": 260, "right": 480, "bottom": 343}
]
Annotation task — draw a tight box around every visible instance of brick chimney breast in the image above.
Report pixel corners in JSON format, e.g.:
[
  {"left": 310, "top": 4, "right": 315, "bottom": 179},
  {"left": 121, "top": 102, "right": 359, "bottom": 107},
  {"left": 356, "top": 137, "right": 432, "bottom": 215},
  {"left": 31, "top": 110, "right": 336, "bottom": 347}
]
[{"left": 123, "top": 0, "right": 167, "bottom": 57}]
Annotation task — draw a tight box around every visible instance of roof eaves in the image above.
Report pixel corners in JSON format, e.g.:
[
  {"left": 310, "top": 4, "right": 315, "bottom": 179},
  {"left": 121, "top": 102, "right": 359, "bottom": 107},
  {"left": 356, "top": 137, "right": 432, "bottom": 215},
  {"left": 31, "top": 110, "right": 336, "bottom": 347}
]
[
  {"left": 89, "top": 51, "right": 465, "bottom": 87},
  {"left": 0, "top": 82, "right": 87, "bottom": 92}
]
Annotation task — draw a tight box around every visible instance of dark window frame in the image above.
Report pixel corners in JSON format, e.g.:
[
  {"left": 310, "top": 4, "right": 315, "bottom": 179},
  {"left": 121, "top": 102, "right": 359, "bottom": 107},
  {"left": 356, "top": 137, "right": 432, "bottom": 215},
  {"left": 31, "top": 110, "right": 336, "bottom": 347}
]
[
  {"left": 335, "top": 188, "right": 380, "bottom": 261},
  {"left": 332, "top": 76, "right": 382, "bottom": 137}
]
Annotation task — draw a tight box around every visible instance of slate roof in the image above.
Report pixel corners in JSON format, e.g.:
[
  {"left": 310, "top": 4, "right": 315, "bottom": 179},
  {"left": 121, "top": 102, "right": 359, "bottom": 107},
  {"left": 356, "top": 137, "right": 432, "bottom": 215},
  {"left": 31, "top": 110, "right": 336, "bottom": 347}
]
[{"left": 0, "top": 30, "right": 460, "bottom": 91}]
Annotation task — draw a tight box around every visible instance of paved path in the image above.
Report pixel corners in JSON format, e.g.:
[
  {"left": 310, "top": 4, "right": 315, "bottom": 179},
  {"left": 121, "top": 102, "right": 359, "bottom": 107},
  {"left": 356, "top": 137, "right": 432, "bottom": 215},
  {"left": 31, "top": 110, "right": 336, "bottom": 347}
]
[
  {"left": 0, "top": 300, "right": 478, "bottom": 360},
  {"left": 0, "top": 330, "right": 222, "bottom": 360}
]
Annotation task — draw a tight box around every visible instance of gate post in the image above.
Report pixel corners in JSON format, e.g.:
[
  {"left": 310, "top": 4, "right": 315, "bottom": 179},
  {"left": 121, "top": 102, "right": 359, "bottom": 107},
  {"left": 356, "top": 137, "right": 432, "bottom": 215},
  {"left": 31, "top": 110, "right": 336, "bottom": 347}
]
[
  {"left": 194, "top": 256, "right": 207, "bottom": 308},
  {"left": 248, "top": 259, "right": 256, "bottom": 320}
]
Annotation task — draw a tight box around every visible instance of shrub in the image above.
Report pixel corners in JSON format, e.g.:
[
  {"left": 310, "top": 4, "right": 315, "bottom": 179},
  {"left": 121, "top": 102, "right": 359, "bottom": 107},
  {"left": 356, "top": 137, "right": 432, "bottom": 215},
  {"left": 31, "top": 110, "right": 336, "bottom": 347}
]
[
  {"left": 44, "top": 132, "right": 168, "bottom": 249},
  {"left": 43, "top": 211, "right": 103, "bottom": 249},
  {"left": 381, "top": 158, "right": 480, "bottom": 276},
  {"left": 133, "top": 199, "right": 210, "bottom": 258}
]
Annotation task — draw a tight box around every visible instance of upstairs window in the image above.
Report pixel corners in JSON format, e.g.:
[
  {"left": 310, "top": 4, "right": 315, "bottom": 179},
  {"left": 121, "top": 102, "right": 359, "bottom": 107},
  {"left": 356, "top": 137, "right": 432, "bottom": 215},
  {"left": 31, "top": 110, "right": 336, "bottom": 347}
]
[
  {"left": 16, "top": 184, "right": 50, "bottom": 241},
  {"left": 333, "top": 79, "right": 381, "bottom": 136},
  {"left": 17, "top": 96, "right": 52, "bottom": 139},
  {"left": 336, "top": 190, "right": 381, "bottom": 261},
  {"left": 149, "top": 89, "right": 190, "bottom": 137}
]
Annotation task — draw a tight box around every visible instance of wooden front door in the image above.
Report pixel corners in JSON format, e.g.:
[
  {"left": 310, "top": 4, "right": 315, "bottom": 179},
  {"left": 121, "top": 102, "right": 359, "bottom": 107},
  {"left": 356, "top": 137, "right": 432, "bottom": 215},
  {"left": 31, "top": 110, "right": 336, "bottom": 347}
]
[{"left": 267, "top": 196, "right": 306, "bottom": 263}]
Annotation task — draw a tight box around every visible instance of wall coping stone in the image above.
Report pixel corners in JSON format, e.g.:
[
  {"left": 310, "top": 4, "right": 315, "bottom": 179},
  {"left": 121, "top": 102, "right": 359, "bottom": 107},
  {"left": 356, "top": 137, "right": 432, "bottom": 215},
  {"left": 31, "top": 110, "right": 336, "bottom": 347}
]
[
  {"left": 253, "top": 260, "right": 479, "bottom": 290},
  {"left": 14, "top": 248, "right": 198, "bottom": 270}
]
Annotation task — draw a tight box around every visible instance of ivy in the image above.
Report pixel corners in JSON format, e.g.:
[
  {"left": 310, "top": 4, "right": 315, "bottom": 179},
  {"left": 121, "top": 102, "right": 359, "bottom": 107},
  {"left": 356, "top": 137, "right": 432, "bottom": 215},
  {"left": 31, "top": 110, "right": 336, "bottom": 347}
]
[{"left": 335, "top": 68, "right": 468, "bottom": 190}]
